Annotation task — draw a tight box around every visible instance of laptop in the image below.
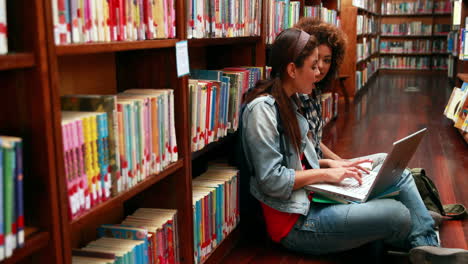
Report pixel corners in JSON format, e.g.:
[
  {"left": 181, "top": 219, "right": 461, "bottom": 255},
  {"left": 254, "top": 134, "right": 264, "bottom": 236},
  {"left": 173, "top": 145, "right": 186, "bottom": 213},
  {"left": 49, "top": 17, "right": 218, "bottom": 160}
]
[{"left": 306, "top": 128, "right": 427, "bottom": 203}]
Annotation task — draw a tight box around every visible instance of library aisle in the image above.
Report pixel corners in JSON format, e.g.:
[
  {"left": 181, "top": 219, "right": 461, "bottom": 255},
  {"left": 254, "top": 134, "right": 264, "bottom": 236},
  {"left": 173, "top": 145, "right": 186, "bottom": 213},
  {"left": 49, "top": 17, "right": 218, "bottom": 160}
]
[{"left": 222, "top": 73, "right": 468, "bottom": 264}]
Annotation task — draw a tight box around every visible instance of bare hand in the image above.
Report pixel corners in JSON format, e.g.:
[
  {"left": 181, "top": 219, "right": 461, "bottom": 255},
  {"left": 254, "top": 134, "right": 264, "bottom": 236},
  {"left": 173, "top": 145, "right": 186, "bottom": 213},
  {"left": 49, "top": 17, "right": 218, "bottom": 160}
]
[
  {"left": 327, "top": 159, "right": 372, "bottom": 174},
  {"left": 325, "top": 167, "right": 363, "bottom": 185}
]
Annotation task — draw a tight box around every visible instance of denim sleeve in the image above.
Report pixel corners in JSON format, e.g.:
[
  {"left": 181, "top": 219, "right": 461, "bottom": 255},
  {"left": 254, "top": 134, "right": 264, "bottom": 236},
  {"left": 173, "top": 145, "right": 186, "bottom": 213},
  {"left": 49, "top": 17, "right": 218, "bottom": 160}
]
[{"left": 244, "top": 102, "right": 296, "bottom": 200}]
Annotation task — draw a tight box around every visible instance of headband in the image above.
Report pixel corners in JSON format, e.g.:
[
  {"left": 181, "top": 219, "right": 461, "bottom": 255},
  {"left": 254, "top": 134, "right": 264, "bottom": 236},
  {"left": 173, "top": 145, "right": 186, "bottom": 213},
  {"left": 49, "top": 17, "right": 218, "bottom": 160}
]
[{"left": 293, "top": 30, "right": 311, "bottom": 60}]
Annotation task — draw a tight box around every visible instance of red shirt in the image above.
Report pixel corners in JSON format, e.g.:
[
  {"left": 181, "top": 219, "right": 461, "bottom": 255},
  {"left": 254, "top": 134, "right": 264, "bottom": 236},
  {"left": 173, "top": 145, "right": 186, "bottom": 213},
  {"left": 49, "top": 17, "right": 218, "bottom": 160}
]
[{"left": 260, "top": 153, "right": 311, "bottom": 242}]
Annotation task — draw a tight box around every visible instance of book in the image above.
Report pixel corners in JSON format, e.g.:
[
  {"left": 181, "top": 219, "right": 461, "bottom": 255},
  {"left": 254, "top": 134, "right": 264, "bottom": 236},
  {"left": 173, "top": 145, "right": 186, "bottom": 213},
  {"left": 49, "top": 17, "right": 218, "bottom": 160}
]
[
  {"left": 0, "top": 0, "right": 7, "bottom": 54},
  {"left": 61, "top": 95, "right": 121, "bottom": 197}
]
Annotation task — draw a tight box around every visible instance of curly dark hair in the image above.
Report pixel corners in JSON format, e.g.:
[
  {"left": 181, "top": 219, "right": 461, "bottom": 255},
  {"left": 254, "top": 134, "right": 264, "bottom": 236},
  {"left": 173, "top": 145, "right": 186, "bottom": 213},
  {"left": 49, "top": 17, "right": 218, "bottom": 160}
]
[{"left": 294, "top": 17, "right": 347, "bottom": 87}]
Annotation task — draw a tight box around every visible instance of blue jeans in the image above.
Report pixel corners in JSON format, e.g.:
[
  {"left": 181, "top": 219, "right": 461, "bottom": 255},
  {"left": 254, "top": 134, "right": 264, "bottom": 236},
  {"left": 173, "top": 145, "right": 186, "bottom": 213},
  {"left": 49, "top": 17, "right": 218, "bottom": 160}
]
[{"left": 281, "top": 169, "right": 439, "bottom": 255}]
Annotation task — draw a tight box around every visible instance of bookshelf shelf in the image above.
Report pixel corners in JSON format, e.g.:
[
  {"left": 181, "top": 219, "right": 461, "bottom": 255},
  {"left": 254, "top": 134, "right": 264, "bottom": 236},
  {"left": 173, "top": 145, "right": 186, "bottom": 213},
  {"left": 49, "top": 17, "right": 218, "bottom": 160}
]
[
  {"left": 1, "top": 230, "right": 50, "bottom": 264},
  {"left": 0, "top": 53, "right": 36, "bottom": 71},
  {"left": 70, "top": 159, "right": 184, "bottom": 228},
  {"left": 457, "top": 73, "right": 468, "bottom": 83},
  {"left": 356, "top": 53, "right": 379, "bottom": 65},
  {"left": 188, "top": 36, "right": 262, "bottom": 47},
  {"left": 380, "top": 53, "right": 436, "bottom": 56},
  {"left": 191, "top": 134, "right": 235, "bottom": 161},
  {"left": 55, "top": 39, "right": 179, "bottom": 55},
  {"left": 356, "top": 7, "right": 379, "bottom": 16},
  {"left": 201, "top": 226, "right": 241, "bottom": 264},
  {"left": 381, "top": 35, "right": 433, "bottom": 38},
  {"left": 381, "top": 13, "right": 433, "bottom": 17}
]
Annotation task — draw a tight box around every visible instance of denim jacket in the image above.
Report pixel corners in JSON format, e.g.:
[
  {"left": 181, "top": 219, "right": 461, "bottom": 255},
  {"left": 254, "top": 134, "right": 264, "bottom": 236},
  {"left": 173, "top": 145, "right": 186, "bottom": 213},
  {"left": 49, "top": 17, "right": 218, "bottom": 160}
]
[{"left": 241, "top": 95, "right": 320, "bottom": 216}]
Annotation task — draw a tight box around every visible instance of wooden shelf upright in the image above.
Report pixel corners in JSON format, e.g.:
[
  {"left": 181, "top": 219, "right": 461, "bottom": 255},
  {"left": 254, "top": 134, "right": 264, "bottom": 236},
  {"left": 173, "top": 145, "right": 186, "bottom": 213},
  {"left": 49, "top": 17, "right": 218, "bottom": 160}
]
[
  {"left": 0, "top": 0, "right": 63, "bottom": 263},
  {"left": 340, "top": 0, "right": 381, "bottom": 98}
]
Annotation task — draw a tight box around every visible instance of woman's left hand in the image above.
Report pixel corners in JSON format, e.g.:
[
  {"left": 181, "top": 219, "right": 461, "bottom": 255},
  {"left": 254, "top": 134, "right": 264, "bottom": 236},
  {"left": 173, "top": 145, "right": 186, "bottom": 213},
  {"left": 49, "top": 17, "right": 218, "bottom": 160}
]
[{"left": 326, "top": 159, "right": 372, "bottom": 174}]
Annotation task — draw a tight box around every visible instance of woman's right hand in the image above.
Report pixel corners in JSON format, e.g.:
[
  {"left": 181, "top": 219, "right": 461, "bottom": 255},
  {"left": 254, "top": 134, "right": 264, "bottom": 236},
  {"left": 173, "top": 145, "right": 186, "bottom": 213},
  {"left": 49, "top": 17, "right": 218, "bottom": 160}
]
[{"left": 324, "top": 167, "right": 363, "bottom": 185}]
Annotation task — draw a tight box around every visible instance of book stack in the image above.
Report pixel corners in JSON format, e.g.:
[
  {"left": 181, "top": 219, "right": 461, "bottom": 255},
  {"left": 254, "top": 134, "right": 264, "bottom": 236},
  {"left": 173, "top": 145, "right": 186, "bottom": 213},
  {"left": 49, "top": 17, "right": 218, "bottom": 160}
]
[
  {"left": 189, "top": 67, "right": 263, "bottom": 152},
  {"left": 265, "top": 0, "right": 301, "bottom": 44},
  {"left": 72, "top": 208, "right": 179, "bottom": 264},
  {"left": 380, "top": 56, "right": 430, "bottom": 69},
  {"left": 320, "top": 92, "right": 338, "bottom": 125},
  {"left": 432, "top": 39, "right": 447, "bottom": 53},
  {"left": 380, "top": 40, "right": 431, "bottom": 54},
  {"left": 61, "top": 90, "right": 178, "bottom": 220},
  {"left": 187, "top": 0, "right": 263, "bottom": 39},
  {"left": 352, "top": 0, "right": 378, "bottom": 12},
  {"left": 357, "top": 15, "right": 377, "bottom": 35},
  {"left": 433, "top": 0, "right": 452, "bottom": 14},
  {"left": 381, "top": 0, "right": 434, "bottom": 15},
  {"left": 0, "top": 0, "right": 7, "bottom": 54},
  {"left": 445, "top": 82, "right": 468, "bottom": 132},
  {"left": 303, "top": 5, "right": 339, "bottom": 27},
  {"left": 381, "top": 22, "right": 432, "bottom": 36},
  {"left": 0, "top": 136, "right": 25, "bottom": 261},
  {"left": 51, "top": 0, "right": 177, "bottom": 45},
  {"left": 192, "top": 163, "right": 239, "bottom": 264}
]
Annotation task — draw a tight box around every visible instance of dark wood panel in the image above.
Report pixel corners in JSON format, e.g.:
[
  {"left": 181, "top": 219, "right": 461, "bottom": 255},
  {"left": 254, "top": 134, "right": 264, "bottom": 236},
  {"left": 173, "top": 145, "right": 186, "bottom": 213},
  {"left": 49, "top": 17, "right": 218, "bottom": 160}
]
[
  {"left": 58, "top": 53, "right": 117, "bottom": 95},
  {"left": 188, "top": 37, "right": 261, "bottom": 47}
]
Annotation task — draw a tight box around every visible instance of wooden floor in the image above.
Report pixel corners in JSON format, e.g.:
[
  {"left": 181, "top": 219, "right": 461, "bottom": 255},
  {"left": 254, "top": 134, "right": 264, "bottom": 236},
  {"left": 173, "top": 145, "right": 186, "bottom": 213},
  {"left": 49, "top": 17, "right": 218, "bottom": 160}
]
[{"left": 221, "top": 73, "right": 468, "bottom": 263}]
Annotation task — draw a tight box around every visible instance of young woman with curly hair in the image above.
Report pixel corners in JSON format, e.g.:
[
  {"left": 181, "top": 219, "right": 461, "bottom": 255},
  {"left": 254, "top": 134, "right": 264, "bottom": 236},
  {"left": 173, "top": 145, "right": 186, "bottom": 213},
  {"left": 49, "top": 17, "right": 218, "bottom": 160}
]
[{"left": 294, "top": 17, "right": 387, "bottom": 169}]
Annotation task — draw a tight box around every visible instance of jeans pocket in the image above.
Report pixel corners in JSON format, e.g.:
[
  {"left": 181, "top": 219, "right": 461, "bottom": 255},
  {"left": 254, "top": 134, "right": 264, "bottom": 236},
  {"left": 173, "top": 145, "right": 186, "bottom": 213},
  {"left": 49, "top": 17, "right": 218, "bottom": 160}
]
[{"left": 299, "top": 217, "right": 320, "bottom": 232}]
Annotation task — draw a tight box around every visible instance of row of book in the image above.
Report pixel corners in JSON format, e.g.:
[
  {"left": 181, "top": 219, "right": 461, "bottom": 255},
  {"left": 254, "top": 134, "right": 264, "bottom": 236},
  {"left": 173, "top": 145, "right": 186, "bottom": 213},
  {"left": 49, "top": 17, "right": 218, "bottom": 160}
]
[
  {"left": 192, "top": 163, "right": 239, "bottom": 264},
  {"left": 72, "top": 208, "right": 179, "bottom": 264},
  {"left": 451, "top": 28, "right": 468, "bottom": 60},
  {"left": 434, "top": 24, "right": 451, "bottom": 35},
  {"left": 381, "top": 22, "right": 432, "bottom": 36},
  {"left": 352, "top": 0, "right": 378, "bottom": 13},
  {"left": 357, "top": 15, "right": 378, "bottom": 35},
  {"left": 187, "top": 0, "right": 262, "bottom": 39},
  {"left": 380, "top": 39, "right": 447, "bottom": 54},
  {"left": 381, "top": 0, "right": 440, "bottom": 14},
  {"left": 432, "top": 56, "right": 448, "bottom": 69},
  {"left": 380, "top": 56, "right": 431, "bottom": 69},
  {"left": 265, "top": 0, "right": 301, "bottom": 44},
  {"left": 356, "top": 58, "right": 379, "bottom": 91},
  {"left": 320, "top": 92, "right": 339, "bottom": 125},
  {"left": 0, "top": 136, "right": 24, "bottom": 261},
  {"left": 304, "top": 5, "right": 340, "bottom": 27},
  {"left": 357, "top": 37, "right": 379, "bottom": 62},
  {"left": 61, "top": 90, "right": 178, "bottom": 220},
  {"left": 445, "top": 82, "right": 468, "bottom": 133},
  {"left": 51, "top": 0, "right": 176, "bottom": 45},
  {"left": 0, "top": 0, "right": 6, "bottom": 54},
  {"left": 448, "top": 30, "right": 460, "bottom": 56},
  {"left": 189, "top": 67, "right": 263, "bottom": 152},
  {"left": 433, "top": 0, "right": 452, "bottom": 13}
]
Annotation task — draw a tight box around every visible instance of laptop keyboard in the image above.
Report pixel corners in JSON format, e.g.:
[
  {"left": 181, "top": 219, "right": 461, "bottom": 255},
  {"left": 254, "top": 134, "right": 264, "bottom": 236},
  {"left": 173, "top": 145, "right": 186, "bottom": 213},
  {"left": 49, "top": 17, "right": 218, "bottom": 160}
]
[{"left": 339, "top": 171, "right": 377, "bottom": 196}]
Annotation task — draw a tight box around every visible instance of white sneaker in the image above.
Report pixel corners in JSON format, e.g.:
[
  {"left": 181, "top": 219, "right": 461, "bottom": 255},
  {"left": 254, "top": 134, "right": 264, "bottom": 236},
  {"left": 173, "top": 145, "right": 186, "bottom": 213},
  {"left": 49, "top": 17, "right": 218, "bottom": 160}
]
[{"left": 410, "top": 246, "right": 468, "bottom": 264}]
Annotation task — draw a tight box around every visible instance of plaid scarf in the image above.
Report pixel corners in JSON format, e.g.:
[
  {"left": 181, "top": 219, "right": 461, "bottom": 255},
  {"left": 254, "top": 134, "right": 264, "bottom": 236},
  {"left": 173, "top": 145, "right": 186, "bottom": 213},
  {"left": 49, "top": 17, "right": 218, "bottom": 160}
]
[{"left": 298, "top": 90, "right": 323, "bottom": 159}]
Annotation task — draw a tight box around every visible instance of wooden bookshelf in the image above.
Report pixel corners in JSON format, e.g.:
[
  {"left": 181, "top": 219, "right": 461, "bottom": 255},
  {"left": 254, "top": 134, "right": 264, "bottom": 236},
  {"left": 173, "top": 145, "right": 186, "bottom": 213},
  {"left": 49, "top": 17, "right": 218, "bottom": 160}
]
[
  {"left": 340, "top": 0, "right": 381, "bottom": 98},
  {"left": 1, "top": 229, "right": 50, "bottom": 264},
  {"left": 0, "top": 0, "right": 64, "bottom": 263},
  {"left": 379, "top": 2, "right": 451, "bottom": 72}
]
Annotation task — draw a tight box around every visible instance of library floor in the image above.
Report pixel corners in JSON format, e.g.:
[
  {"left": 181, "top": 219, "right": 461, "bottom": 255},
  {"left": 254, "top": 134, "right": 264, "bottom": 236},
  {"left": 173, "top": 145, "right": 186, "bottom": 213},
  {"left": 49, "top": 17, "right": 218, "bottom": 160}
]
[{"left": 221, "top": 73, "right": 468, "bottom": 264}]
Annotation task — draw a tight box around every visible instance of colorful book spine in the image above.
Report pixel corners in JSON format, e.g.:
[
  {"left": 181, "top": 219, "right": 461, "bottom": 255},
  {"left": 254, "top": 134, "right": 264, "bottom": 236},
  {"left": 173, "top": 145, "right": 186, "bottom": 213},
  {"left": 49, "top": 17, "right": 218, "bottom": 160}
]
[
  {"left": 2, "top": 138, "right": 14, "bottom": 258},
  {"left": 13, "top": 139, "right": 23, "bottom": 248},
  {"left": 0, "top": 139, "right": 4, "bottom": 261},
  {"left": 0, "top": 0, "right": 7, "bottom": 54}
]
